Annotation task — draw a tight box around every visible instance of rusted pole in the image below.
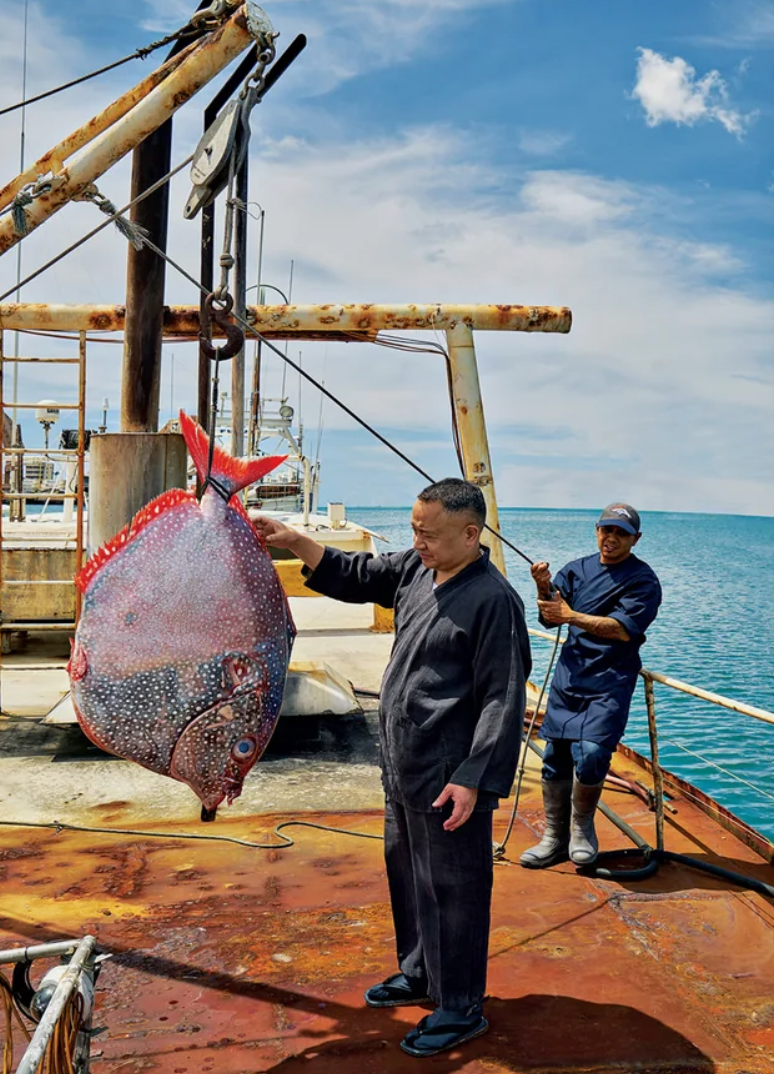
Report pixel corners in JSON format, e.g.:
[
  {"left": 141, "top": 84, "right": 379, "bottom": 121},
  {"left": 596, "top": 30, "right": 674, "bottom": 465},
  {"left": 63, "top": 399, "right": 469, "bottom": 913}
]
[
  {"left": 120, "top": 2, "right": 221, "bottom": 433},
  {"left": 76, "top": 332, "right": 87, "bottom": 620},
  {"left": 231, "top": 155, "right": 248, "bottom": 456},
  {"left": 0, "top": 46, "right": 195, "bottom": 214},
  {"left": 445, "top": 323, "right": 506, "bottom": 576},
  {"left": 641, "top": 668, "right": 774, "bottom": 727},
  {"left": 0, "top": 303, "right": 572, "bottom": 336},
  {"left": 0, "top": 330, "right": 4, "bottom": 676},
  {"left": 120, "top": 118, "right": 172, "bottom": 432},
  {"left": 0, "top": 5, "right": 258, "bottom": 256},
  {"left": 643, "top": 674, "right": 665, "bottom": 851}
]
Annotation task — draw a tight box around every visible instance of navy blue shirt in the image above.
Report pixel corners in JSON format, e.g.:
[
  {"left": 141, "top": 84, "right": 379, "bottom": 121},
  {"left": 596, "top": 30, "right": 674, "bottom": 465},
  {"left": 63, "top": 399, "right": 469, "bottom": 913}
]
[{"left": 540, "top": 553, "right": 662, "bottom": 749}]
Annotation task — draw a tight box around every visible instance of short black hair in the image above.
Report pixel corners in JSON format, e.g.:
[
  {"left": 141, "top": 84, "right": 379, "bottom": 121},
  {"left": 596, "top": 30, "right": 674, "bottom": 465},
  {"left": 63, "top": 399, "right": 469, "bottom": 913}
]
[{"left": 417, "top": 478, "right": 486, "bottom": 527}]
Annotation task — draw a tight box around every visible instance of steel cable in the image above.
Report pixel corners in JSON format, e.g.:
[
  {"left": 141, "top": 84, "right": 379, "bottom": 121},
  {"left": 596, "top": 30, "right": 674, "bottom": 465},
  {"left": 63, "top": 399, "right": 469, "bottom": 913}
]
[
  {"left": 0, "top": 156, "right": 194, "bottom": 305},
  {"left": 0, "top": 26, "right": 205, "bottom": 118},
  {"left": 126, "top": 228, "right": 539, "bottom": 564}
]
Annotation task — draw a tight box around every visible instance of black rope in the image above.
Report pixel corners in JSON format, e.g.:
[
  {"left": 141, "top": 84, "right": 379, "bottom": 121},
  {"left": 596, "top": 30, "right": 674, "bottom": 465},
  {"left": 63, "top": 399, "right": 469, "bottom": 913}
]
[
  {"left": 200, "top": 349, "right": 232, "bottom": 501},
  {"left": 126, "top": 227, "right": 538, "bottom": 565},
  {"left": 0, "top": 141, "right": 536, "bottom": 565},
  {"left": 252, "top": 331, "right": 535, "bottom": 565},
  {"left": 0, "top": 27, "right": 202, "bottom": 118}
]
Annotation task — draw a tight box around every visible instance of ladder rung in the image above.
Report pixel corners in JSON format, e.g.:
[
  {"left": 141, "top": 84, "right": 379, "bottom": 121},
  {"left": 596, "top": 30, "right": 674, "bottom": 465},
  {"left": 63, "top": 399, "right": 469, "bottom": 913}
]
[
  {"left": 5, "top": 403, "right": 80, "bottom": 410},
  {"left": 1, "top": 622, "right": 76, "bottom": 631},
  {"left": 0, "top": 358, "right": 81, "bottom": 364},
  {"left": 3, "top": 580, "right": 74, "bottom": 586},
  {"left": 2, "top": 492, "right": 78, "bottom": 500},
  {"left": 1, "top": 448, "right": 82, "bottom": 456}
]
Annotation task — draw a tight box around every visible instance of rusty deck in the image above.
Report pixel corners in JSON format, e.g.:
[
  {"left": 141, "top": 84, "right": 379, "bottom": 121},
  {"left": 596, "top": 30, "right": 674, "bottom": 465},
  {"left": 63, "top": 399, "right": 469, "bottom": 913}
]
[{"left": 1, "top": 744, "right": 773, "bottom": 1074}]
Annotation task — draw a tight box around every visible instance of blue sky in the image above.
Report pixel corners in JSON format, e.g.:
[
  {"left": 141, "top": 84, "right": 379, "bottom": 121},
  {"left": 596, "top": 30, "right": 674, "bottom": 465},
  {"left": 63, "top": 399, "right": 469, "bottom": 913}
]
[{"left": 0, "top": 0, "right": 772, "bottom": 513}]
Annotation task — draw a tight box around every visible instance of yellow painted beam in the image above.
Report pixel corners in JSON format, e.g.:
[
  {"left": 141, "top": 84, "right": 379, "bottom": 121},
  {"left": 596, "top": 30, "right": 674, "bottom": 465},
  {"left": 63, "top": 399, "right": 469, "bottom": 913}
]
[
  {"left": 371, "top": 605, "right": 395, "bottom": 633},
  {"left": 274, "top": 559, "right": 319, "bottom": 598}
]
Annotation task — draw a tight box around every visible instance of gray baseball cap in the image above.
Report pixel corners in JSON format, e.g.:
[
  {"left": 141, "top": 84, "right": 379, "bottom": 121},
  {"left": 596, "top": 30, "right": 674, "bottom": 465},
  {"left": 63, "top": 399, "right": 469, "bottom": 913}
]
[{"left": 597, "top": 503, "right": 640, "bottom": 536}]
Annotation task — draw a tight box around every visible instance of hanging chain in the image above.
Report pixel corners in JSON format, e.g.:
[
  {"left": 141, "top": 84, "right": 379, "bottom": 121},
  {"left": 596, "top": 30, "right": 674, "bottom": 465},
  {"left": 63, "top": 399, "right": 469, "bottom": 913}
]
[
  {"left": 216, "top": 153, "right": 238, "bottom": 301},
  {"left": 214, "top": 23, "right": 278, "bottom": 302},
  {"left": 240, "top": 24, "right": 279, "bottom": 104},
  {"left": 199, "top": 293, "right": 245, "bottom": 496}
]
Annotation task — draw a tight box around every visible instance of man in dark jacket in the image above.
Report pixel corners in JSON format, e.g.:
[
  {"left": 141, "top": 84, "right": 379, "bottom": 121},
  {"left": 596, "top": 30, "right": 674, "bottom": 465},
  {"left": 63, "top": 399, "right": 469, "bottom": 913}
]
[
  {"left": 521, "top": 503, "right": 662, "bottom": 870},
  {"left": 254, "top": 479, "right": 531, "bottom": 1058}
]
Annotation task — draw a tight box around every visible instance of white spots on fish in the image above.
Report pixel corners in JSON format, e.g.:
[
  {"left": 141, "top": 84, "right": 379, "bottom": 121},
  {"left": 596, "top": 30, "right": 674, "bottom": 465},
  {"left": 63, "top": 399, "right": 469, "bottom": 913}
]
[{"left": 72, "top": 487, "right": 294, "bottom": 810}]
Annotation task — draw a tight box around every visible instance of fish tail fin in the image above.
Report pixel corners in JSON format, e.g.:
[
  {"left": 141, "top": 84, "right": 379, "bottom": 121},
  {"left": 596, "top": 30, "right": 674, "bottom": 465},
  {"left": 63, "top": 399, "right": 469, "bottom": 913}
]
[{"left": 178, "top": 410, "right": 287, "bottom": 496}]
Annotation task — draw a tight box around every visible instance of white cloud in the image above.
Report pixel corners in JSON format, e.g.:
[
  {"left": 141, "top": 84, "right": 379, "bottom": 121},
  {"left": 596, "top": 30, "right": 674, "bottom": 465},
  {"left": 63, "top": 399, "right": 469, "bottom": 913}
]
[
  {"left": 519, "top": 170, "right": 638, "bottom": 225},
  {"left": 140, "top": 0, "right": 515, "bottom": 93},
  {"left": 691, "top": 1, "right": 774, "bottom": 48},
  {"left": 0, "top": 4, "right": 771, "bottom": 515},
  {"left": 2, "top": 115, "right": 772, "bottom": 514},
  {"left": 517, "top": 129, "right": 572, "bottom": 157},
  {"left": 733, "top": 1, "right": 774, "bottom": 44},
  {"left": 631, "top": 48, "right": 754, "bottom": 137}
]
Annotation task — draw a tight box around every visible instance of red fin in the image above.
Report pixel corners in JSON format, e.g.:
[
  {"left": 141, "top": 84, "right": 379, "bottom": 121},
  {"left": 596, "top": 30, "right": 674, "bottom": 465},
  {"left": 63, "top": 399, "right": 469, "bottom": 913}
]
[
  {"left": 75, "top": 487, "right": 197, "bottom": 592},
  {"left": 178, "top": 410, "right": 287, "bottom": 495}
]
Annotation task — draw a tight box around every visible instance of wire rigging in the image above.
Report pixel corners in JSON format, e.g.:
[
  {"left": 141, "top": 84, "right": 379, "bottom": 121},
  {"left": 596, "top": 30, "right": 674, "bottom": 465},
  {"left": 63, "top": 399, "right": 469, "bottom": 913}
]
[
  {"left": 0, "top": 148, "right": 539, "bottom": 567},
  {"left": 0, "top": 155, "right": 194, "bottom": 305},
  {"left": 129, "top": 218, "right": 538, "bottom": 563},
  {"left": 0, "top": 25, "right": 204, "bottom": 119}
]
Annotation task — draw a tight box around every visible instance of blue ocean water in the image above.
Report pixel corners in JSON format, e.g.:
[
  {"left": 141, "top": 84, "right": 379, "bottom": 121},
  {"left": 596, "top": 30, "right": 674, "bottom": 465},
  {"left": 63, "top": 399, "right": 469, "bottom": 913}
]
[{"left": 348, "top": 507, "right": 774, "bottom": 843}]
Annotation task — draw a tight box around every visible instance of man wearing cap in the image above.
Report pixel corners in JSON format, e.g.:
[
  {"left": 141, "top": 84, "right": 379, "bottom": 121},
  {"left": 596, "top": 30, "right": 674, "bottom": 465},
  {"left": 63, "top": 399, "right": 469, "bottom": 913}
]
[{"left": 521, "top": 504, "right": 662, "bottom": 869}]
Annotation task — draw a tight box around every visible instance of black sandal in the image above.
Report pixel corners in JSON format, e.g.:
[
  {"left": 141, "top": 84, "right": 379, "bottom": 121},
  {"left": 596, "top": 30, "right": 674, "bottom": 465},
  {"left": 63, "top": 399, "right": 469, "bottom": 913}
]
[
  {"left": 400, "top": 1007, "right": 489, "bottom": 1057},
  {"left": 364, "top": 972, "right": 431, "bottom": 1008}
]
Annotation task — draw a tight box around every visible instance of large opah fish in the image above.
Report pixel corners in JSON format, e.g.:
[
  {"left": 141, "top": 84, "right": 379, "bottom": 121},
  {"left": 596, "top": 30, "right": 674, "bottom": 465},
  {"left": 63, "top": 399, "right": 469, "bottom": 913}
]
[{"left": 69, "top": 411, "right": 295, "bottom": 820}]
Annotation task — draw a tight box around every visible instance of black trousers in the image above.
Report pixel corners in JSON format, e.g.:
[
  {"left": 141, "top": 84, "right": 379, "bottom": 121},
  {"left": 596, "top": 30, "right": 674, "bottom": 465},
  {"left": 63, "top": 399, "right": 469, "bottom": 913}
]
[{"left": 384, "top": 797, "right": 493, "bottom": 1010}]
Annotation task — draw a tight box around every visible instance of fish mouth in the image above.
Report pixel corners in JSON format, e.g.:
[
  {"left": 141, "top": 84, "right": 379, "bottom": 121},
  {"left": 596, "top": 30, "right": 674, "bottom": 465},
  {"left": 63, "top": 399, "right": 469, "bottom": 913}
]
[{"left": 170, "top": 694, "right": 266, "bottom": 814}]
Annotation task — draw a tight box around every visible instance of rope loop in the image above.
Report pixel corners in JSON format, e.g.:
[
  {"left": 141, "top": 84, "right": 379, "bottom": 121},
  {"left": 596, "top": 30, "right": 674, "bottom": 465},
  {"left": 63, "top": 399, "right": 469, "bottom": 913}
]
[
  {"left": 74, "top": 183, "right": 150, "bottom": 251},
  {"left": 5, "top": 176, "right": 55, "bottom": 235},
  {"left": 11, "top": 191, "right": 33, "bottom": 236}
]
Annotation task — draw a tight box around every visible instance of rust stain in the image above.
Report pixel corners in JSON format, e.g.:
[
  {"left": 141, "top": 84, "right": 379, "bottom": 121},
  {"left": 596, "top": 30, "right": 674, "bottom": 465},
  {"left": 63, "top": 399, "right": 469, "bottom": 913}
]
[
  {"left": 0, "top": 9, "right": 254, "bottom": 255},
  {"left": 0, "top": 787, "right": 772, "bottom": 1073},
  {"left": 88, "top": 310, "right": 120, "bottom": 331},
  {"left": 1, "top": 304, "right": 573, "bottom": 338}
]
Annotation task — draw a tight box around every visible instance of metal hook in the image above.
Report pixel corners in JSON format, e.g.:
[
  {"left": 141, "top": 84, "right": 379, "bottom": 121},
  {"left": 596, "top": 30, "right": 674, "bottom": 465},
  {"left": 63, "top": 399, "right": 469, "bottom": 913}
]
[{"left": 199, "top": 292, "right": 244, "bottom": 362}]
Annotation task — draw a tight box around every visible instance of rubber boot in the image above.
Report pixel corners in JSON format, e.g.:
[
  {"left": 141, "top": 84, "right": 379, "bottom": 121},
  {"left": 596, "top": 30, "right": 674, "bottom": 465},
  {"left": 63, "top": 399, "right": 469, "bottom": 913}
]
[
  {"left": 520, "top": 780, "right": 572, "bottom": 868},
  {"left": 569, "top": 778, "right": 605, "bottom": 865}
]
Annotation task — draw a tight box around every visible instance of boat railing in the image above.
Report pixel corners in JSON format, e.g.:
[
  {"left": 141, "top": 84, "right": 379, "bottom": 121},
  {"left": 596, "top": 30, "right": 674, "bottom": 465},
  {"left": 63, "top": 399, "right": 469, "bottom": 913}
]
[
  {"left": 527, "top": 627, "right": 774, "bottom": 856},
  {"left": 0, "top": 935, "right": 97, "bottom": 1074}
]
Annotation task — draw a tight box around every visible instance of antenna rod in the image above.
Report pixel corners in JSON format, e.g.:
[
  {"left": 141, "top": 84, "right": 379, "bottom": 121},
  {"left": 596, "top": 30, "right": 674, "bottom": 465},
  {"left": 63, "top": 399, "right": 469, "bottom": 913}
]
[{"left": 12, "top": 0, "right": 30, "bottom": 437}]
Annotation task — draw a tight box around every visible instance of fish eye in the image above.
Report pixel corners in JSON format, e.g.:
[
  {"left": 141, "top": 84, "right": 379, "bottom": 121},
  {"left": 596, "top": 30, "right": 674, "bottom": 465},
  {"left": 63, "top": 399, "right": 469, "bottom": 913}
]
[{"left": 231, "top": 736, "right": 258, "bottom": 761}]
